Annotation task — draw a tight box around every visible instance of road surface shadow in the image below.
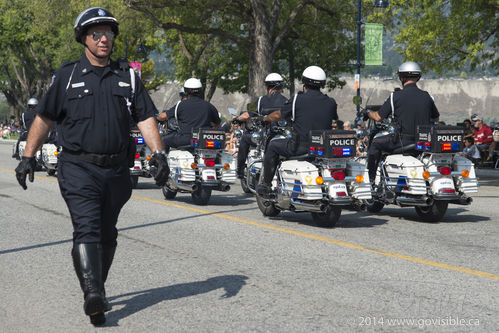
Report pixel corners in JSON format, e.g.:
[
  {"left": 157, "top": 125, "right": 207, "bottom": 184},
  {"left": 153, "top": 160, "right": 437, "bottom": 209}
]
[
  {"left": 372, "top": 207, "right": 490, "bottom": 224},
  {"left": 105, "top": 274, "right": 248, "bottom": 326},
  {"left": 165, "top": 192, "right": 255, "bottom": 206},
  {"left": 271, "top": 210, "right": 388, "bottom": 229}
]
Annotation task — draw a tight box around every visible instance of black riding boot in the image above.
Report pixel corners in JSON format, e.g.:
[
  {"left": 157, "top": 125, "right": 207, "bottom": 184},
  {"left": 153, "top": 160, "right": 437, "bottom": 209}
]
[
  {"left": 101, "top": 245, "right": 116, "bottom": 312},
  {"left": 256, "top": 155, "right": 278, "bottom": 196},
  {"left": 72, "top": 243, "right": 106, "bottom": 326}
]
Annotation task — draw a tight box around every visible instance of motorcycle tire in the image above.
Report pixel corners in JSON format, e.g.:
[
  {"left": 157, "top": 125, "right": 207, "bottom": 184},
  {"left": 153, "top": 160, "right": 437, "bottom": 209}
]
[
  {"left": 162, "top": 184, "right": 177, "bottom": 199},
  {"left": 311, "top": 206, "right": 342, "bottom": 228},
  {"left": 366, "top": 199, "right": 384, "bottom": 213},
  {"left": 415, "top": 201, "right": 448, "bottom": 223},
  {"left": 130, "top": 175, "right": 139, "bottom": 189},
  {"left": 240, "top": 178, "right": 252, "bottom": 194},
  {"left": 191, "top": 186, "right": 212, "bottom": 205},
  {"left": 256, "top": 195, "right": 280, "bottom": 217}
]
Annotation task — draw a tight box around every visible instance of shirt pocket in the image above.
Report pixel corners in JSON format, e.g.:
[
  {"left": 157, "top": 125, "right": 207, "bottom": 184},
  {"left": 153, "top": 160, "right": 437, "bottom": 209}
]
[
  {"left": 66, "top": 87, "right": 94, "bottom": 120},
  {"left": 112, "top": 85, "right": 132, "bottom": 116}
]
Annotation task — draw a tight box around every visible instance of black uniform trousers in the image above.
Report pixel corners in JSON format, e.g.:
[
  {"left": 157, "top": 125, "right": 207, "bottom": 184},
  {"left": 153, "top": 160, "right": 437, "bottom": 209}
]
[
  {"left": 162, "top": 133, "right": 191, "bottom": 153},
  {"left": 367, "top": 135, "right": 412, "bottom": 183},
  {"left": 262, "top": 139, "right": 308, "bottom": 184},
  {"left": 57, "top": 155, "right": 132, "bottom": 246},
  {"left": 237, "top": 133, "right": 256, "bottom": 172}
]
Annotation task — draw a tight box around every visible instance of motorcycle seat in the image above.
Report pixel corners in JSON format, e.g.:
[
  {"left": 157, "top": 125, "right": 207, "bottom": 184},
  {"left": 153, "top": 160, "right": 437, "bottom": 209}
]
[
  {"left": 388, "top": 143, "right": 417, "bottom": 155},
  {"left": 175, "top": 145, "right": 195, "bottom": 153},
  {"left": 279, "top": 153, "right": 310, "bottom": 161}
]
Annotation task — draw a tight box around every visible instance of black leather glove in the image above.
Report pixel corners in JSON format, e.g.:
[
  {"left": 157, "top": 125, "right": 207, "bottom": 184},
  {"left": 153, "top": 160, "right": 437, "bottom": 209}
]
[
  {"left": 360, "top": 109, "right": 370, "bottom": 121},
  {"left": 149, "top": 151, "right": 170, "bottom": 187},
  {"left": 15, "top": 156, "right": 36, "bottom": 190}
]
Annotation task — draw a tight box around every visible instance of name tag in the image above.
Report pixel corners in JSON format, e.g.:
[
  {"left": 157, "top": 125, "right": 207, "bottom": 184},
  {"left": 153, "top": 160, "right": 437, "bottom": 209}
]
[
  {"left": 119, "top": 81, "right": 130, "bottom": 87},
  {"left": 71, "top": 82, "right": 85, "bottom": 88}
]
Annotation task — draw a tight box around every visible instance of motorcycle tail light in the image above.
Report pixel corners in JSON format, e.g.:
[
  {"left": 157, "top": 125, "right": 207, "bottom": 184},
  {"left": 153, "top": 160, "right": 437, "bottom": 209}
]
[
  {"left": 316, "top": 176, "right": 324, "bottom": 185},
  {"left": 461, "top": 169, "right": 470, "bottom": 178},
  {"left": 425, "top": 142, "right": 431, "bottom": 151},
  {"left": 333, "top": 148, "right": 343, "bottom": 156},
  {"left": 204, "top": 159, "right": 215, "bottom": 167},
  {"left": 355, "top": 175, "right": 364, "bottom": 183},
  {"left": 441, "top": 143, "right": 451, "bottom": 151},
  {"left": 223, "top": 163, "right": 230, "bottom": 170},
  {"left": 423, "top": 171, "right": 431, "bottom": 179},
  {"left": 439, "top": 188, "right": 456, "bottom": 194},
  {"left": 330, "top": 170, "right": 345, "bottom": 180},
  {"left": 135, "top": 153, "right": 140, "bottom": 159},
  {"left": 438, "top": 166, "right": 452, "bottom": 175},
  {"left": 336, "top": 192, "right": 347, "bottom": 197},
  {"left": 191, "top": 162, "right": 197, "bottom": 169}
]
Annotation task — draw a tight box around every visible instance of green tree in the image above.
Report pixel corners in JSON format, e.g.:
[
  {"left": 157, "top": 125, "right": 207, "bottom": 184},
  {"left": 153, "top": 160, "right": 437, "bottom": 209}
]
[
  {"left": 124, "top": 0, "right": 359, "bottom": 100},
  {"left": 374, "top": 0, "right": 498, "bottom": 74}
]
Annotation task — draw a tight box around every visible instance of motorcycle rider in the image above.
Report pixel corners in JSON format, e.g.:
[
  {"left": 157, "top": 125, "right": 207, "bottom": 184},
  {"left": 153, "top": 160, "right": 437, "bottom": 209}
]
[
  {"left": 256, "top": 66, "right": 338, "bottom": 196},
  {"left": 160, "top": 78, "right": 221, "bottom": 152},
  {"left": 362, "top": 61, "right": 440, "bottom": 185},
  {"left": 235, "top": 73, "right": 288, "bottom": 178},
  {"left": 12, "top": 98, "right": 38, "bottom": 158}
]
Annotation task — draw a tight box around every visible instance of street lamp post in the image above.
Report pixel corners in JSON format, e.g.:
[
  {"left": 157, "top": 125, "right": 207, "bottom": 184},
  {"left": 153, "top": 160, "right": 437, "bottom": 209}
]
[{"left": 355, "top": 0, "right": 389, "bottom": 119}]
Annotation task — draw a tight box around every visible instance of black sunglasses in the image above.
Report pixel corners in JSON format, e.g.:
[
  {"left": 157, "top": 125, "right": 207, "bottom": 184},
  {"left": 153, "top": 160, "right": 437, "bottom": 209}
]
[{"left": 90, "top": 31, "right": 115, "bottom": 42}]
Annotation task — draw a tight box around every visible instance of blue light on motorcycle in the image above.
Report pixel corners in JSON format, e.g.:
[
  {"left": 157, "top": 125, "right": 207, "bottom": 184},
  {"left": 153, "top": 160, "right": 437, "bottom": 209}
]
[
  {"left": 136, "top": 137, "right": 144, "bottom": 144},
  {"left": 450, "top": 142, "right": 460, "bottom": 151},
  {"left": 317, "top": 147, "right": 324, "bottom": 156},
  {"left": 342, "top": 147, "right": 352, "bottom": 156},
  {"left": 309, "top": 147, "right": 317, "bottom": 155}
]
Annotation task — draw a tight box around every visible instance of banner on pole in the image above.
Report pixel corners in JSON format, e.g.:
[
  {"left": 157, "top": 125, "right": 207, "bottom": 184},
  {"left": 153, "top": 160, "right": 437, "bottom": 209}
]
[
  {"left": 365, "top": 23, "right": 383, "bottom": 66},
  {"left": 130, "top": 62, "right": 142, "bottom": 78}
]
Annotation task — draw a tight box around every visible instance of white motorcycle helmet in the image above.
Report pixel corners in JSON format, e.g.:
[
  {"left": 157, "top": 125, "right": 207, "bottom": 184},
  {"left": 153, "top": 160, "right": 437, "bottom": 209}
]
[
  {"left": 27, "top": 98, "right": 39, "bottom": 107},
  {"left": 397, "top": 61, "right": 422, "bottom": 80},
  {"left": 183, "top": 78, "right": 203, "bottom": 95},
  {"left": 264, "top": 73, "right": 284, "bottom": 89},
  {"left": 302, "top": 66, "right": 326, "bottom": 88}
]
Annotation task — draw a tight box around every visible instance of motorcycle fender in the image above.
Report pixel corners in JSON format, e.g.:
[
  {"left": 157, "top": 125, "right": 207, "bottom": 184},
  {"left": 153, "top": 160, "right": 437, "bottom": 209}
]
[
  {"left": 385, "top": 154, "right": 426, "bottom": 195},
  {"left": 431, "top": 177, "right": 455, "bottom": 195},
  {"left": 279, "top": 160, "right": 322, "bottom": 199},
  {"left": 452, "top": 155, "right": 478, "bottom": 193}
]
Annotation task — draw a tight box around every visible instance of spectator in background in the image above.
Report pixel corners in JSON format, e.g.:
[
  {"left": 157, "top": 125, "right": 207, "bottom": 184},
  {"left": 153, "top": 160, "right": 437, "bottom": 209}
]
[
  {"left": 463, "top": 119, "right": 474, "bottom": 139},
  {"left": 471, "top": 114, "right": 496, "bottom": 161},
  {"left": 344, "top": 120, "right": 352, "bottom": 130},
  {"left": 462, "top": 137, "right": 481, "bottom": 164}
]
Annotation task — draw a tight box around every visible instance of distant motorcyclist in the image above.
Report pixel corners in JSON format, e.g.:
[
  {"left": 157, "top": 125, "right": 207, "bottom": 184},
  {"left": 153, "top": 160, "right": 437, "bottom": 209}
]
[
  {"left": 159, "top": 78, "right": 220, "bottom": 152},
  {"left": 235, "top": 73, "right": 288, "bottom": 178},
  {"left": 12, "top": 98, "right": 38, "bottom": 158},
  {"left": 256, "top": 66, "right": 338, "bottom": 196},
  {"left": 362, "top": 61, "right": 440, "bottom": 184}
]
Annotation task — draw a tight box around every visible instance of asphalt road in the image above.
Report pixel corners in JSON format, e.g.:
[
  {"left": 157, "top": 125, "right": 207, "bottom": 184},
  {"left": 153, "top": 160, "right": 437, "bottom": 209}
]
[{"left": 0, "top": 141, "right": 498, "bottom": 332}]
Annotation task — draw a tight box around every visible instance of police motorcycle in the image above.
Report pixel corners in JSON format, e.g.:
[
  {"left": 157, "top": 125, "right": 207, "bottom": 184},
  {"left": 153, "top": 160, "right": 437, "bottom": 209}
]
[
  {"left": 40, "top": 131, "right": 60, "bottom": 176},
  {"left": 162, "top": 127, "right": 236, "bottom": 205},
  {"left": 256, "top": 122, "right": 371, "bottom": 228},
  {"left": 129, "top": 128, "right": 153, "bottom": 188},
  {"left": 16, "top": 136, "right": 44, "bottom": 171},
  {"left": 358, "top": 106, "right": 478, "bottom": 222}
]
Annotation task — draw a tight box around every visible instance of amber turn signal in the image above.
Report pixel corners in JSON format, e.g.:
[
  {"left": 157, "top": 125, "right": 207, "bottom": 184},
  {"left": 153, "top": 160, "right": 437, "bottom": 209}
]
[
  {"left": 355, "top": 175, "right": 364, "bottom": 183},
  {"left": 423, "top": 171, "right": 431, "bottom": 179},
  {"left": 461, "top": 169, "right": 470, "bottom": 178},
  {"left": 146, "top": 155, "right": 151, "bottom": 160},
  {"left": 316, "top": 176, "right": 324, "bottom": 185},
  {"left": 191, "top": 163, "right": 197, "bottom": 169},
  {"left": 223, "top": 163, "right": 230, "bottom": 170}
]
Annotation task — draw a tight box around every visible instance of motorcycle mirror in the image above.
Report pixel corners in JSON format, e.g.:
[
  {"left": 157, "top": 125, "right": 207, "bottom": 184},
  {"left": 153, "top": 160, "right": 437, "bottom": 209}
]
[
  {"left": 353, "top": 96, "right": 362, "bottom": 105},
  {"left": 278, "top": 120, "right": 287, "bottom": 127}
]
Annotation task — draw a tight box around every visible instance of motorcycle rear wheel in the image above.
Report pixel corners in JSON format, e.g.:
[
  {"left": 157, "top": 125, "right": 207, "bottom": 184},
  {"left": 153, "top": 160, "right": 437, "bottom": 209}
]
[
  {"left": 191, "top": 186, "right": 212, "bottom": 205},
  {"left": 240, "top": 178, "right": 252, "bottom": 194},
  {"left": 311, "top": 206, "right": 342, "bottom": 228},
  {"left": 415, "top": 201, "right": 448, "bottom": 222},
  {"left": 162, "top": 184, "right": 177, "bottom": 199}
]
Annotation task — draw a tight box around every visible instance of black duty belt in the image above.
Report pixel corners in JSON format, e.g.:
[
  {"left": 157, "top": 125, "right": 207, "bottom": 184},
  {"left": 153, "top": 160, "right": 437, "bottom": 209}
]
[{"left": 62, "top": 149, "right": 127, "bottom": 167}]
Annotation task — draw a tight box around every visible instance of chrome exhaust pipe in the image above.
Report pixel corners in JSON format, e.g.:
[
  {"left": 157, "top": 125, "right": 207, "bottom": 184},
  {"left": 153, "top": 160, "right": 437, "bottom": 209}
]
[
  {"left": 450, "top": 196, "right": 473, "bottom": 205},
  {"left": 290, "top": 199, "right": 323, "bottom": 212},
  {"left": 220, "top": 184, "right": 231, "bottom": 192},
  {"left": 396, "top": 196, "right": 433, "bottom": 207},
  {"left": 174, "top": 182, "right": 198, "bottom": 192}
]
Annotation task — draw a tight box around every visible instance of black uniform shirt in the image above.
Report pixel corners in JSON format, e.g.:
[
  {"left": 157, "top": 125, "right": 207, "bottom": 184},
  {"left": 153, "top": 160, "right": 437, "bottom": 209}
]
[
  {"left": 378, "top": 83, "right": 440, "bottom": 139},
  {"left": 255, "top": 92, "right": 288, "bottom": 115},
  {"left": 37, "top": 55, "right": 157, "bottom": 154},
  {"left": 281, "top": 89, "right": 338, "bottom": 142},
  {"left": 166, "top": 96, "right": 220, "bottom": 135},
  {"left": 22, "top": 108, "right": 37, "bottom": 131}
]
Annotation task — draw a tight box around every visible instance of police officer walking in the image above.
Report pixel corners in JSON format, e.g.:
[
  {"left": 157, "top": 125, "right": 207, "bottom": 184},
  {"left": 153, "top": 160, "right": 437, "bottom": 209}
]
[
  {"left": 12, "top": 98, "right": 38, "bottom": 159},
  {"left": 362, "top": 61, "right": 440, "bottom": 185},
  {"left": 14, "top": 7, "right": 169, "bottom": 326},
  {"left": 256, "top": 66, "right": 338, "bottom": 195},
  {"left": 158, "top": 78, "right": 221, "bottom": 152},
  {"left": 235, "top": 73, "right": 288, "bottom": 178}
]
